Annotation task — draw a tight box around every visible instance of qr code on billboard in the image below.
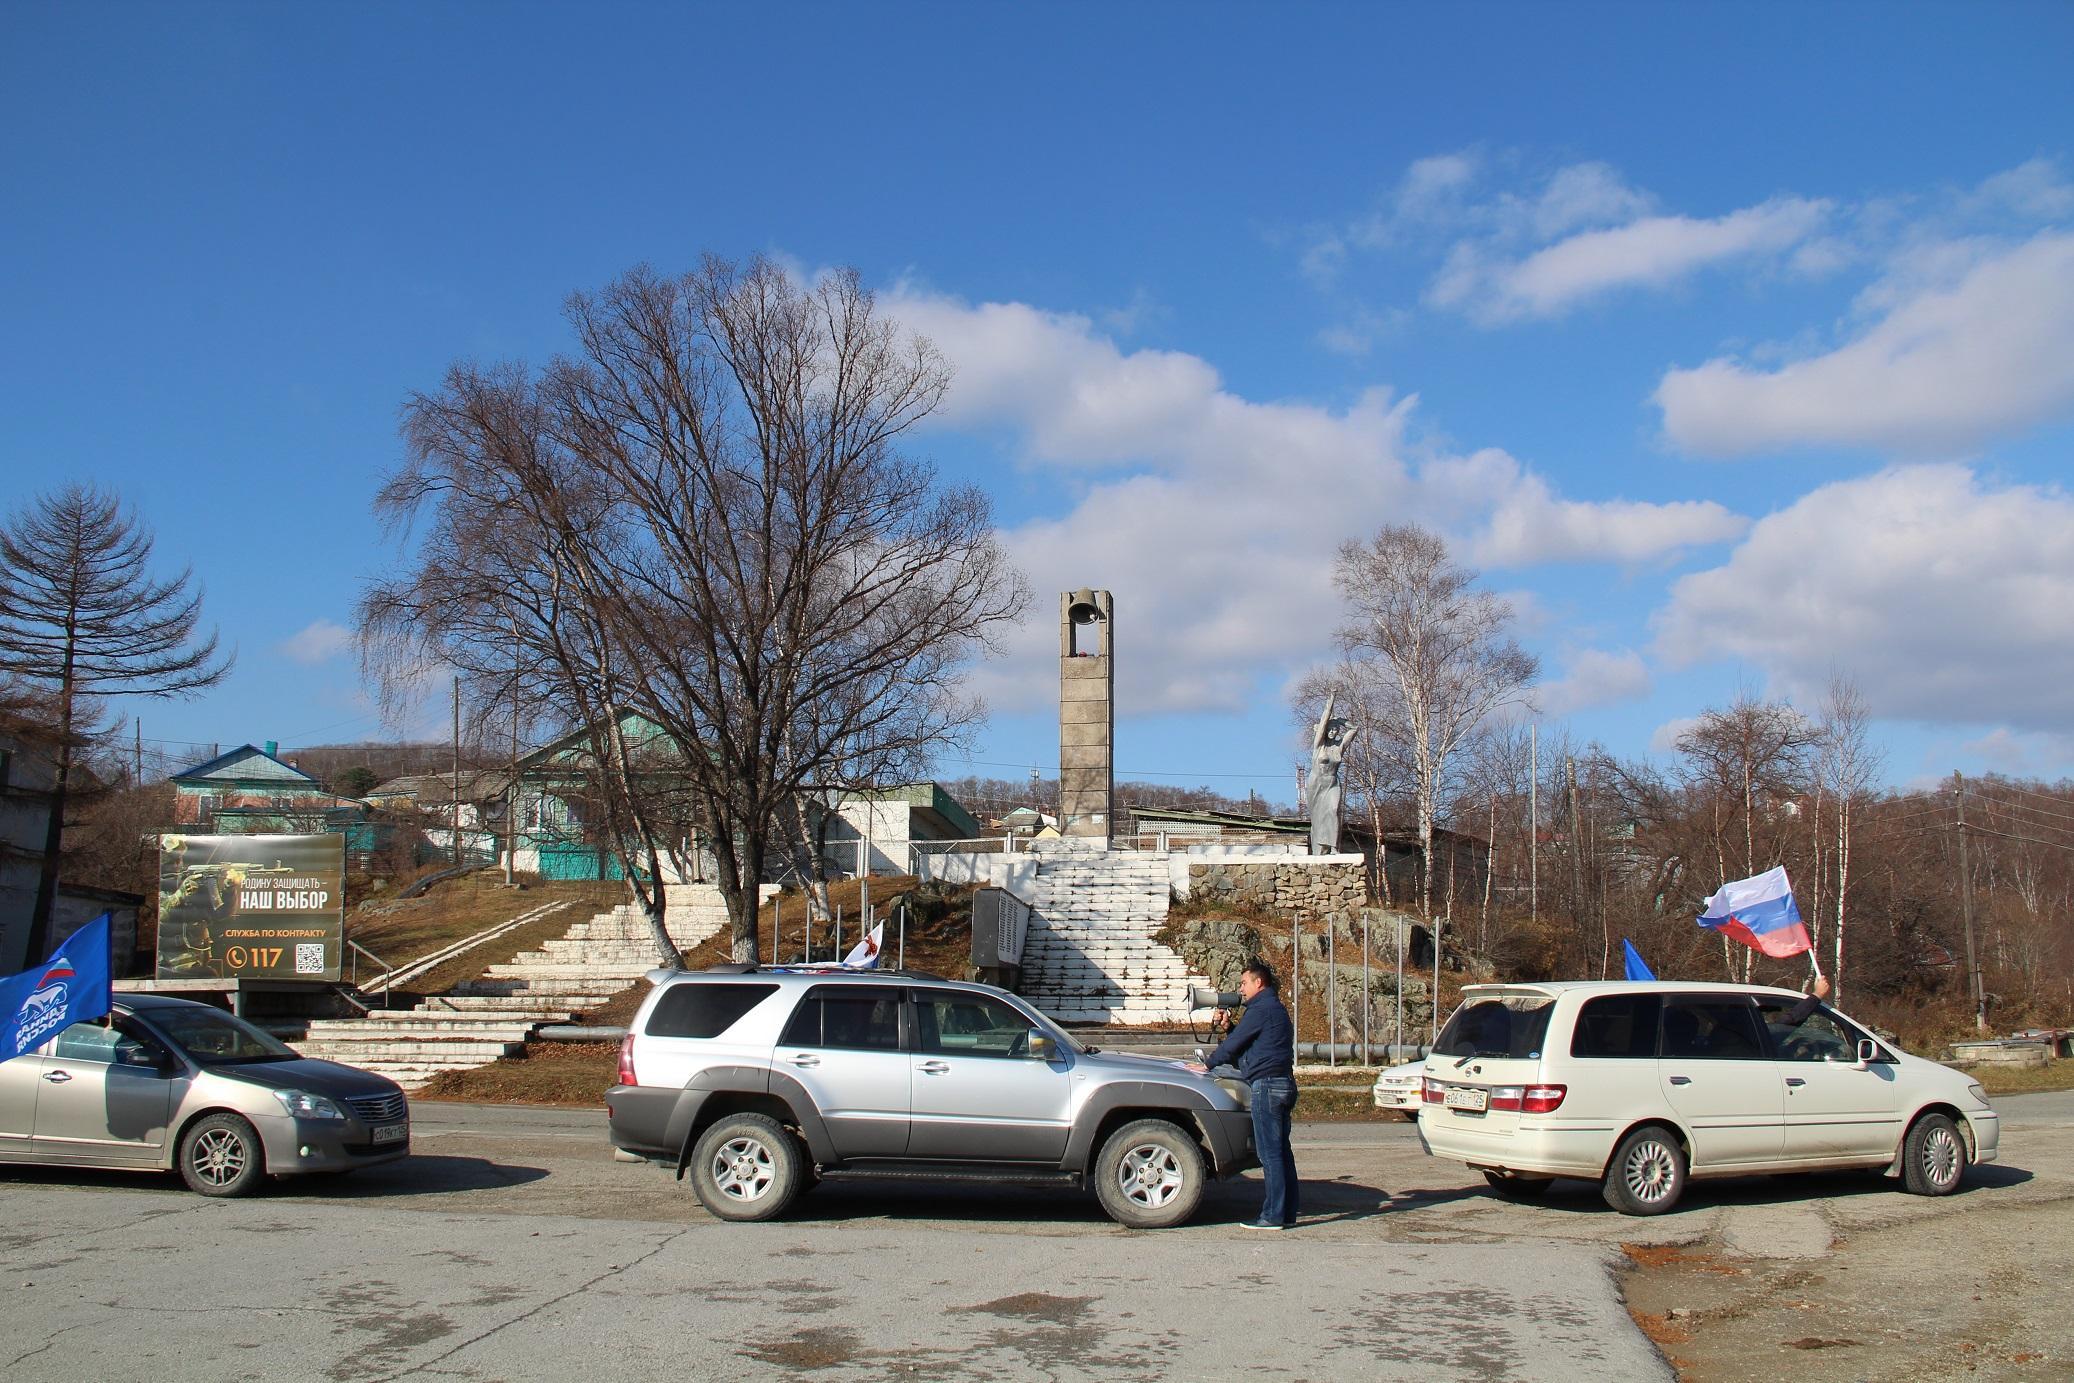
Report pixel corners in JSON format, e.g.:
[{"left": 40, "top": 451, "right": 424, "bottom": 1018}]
[{"left": 295, "top": 944, "right": 325, "bottom": 975}]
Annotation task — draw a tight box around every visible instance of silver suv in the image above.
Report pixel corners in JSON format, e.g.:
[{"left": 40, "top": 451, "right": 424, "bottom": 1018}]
[{"left": 606, "top": 965, "right": 1257, "bottom": 1227}]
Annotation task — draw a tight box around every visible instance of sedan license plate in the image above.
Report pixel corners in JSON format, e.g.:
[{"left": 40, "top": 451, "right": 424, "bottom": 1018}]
[
  {"left": 371, "top": 1124, "right": 408, "bottom": 1145},
  {"left": 1442, "top": 1086, "right": 1488, "bottom": 1112}
]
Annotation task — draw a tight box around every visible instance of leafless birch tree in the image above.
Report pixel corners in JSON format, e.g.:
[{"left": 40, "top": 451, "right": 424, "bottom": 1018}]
[
  {"left": 1329, "top": 524, "right": 1538, "bottom": 916},
  {"left": 1817, "top": 675, "right": 1882, "bottom": 1001}
]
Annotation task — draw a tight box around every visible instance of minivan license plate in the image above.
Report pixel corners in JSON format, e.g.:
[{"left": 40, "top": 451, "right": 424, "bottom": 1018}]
[
  {"left": 372, "top": 1124, "right": 408, "bottom": 1145},
  {"left": 1442, "top": 1087, "right": 1488, "bottom": 1112}
]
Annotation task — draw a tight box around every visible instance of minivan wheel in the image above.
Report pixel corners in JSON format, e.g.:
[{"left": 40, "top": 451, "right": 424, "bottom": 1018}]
[
  {"left": 1900, "top": 1112, "right": 1968, "bottom": 1197},
  {"left": 1093, "top": 1118, "right": 1205, "bottom": 1229},
  {"left": 689, "top": 1114, "right": 802, "bottom": 1222},
  {"left": 179, "top": 1113, "right": 266, "bottom": 1197},
  {"left": 1603, "top": 1126, "right": 1686, "bottom": 1216},
  {"left": 1483, "top": 1170, "right": 1555, "bottom": 1198}
]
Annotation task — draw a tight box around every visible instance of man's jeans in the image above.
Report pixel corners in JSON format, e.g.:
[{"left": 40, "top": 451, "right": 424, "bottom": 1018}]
[{"left": 1249, "top": 1076, "right": 1300, "bottom": 1225}]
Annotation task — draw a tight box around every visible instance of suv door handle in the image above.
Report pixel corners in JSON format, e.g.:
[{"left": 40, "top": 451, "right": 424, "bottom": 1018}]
[
  {"left": 1667, "top": 1075, "right": 1692, "bottom": 1086},
  {"left": 919, "top": 1061, "right": 950, "bottom": 1074},
  {"left": 788, "top": 1054, "right": 820, "bottom": 1068},
  {"left": 1785, "top": 1076, "right": 1807, "bottom": 1087},
  {"left": 42, "top": 1070, "right": 72, "bottom": 1084}
]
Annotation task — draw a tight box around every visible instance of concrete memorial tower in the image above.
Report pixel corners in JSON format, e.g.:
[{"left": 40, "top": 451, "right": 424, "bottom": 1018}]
[{"left": 1058, "top": 589, "right": 1114, "bottom": 840}]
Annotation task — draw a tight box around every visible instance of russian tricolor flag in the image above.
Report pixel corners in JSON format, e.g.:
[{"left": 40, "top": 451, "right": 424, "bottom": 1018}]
[{"left": 1697, "top": 866, "right": 1811, "bottom": 959}]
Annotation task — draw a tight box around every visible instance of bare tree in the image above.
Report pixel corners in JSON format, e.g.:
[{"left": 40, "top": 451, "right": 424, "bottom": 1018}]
[
  {"left": 363, "top": 258, "right": 1027, "bottom": 962},
  {"left": 0, "top": 485, "right": 231, "bottom": 962},
  {"left": 1817, "top": 675, "right": 1883, "bottom": 1002},
  {"left": 1675, "top": 691, "right": 1817, "bottom": 979},
  {"left": 1329, "top": 524, "right": 1538, "bottom": 915}
]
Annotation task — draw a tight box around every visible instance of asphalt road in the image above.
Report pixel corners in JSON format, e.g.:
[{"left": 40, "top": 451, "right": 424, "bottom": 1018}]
[{"left": 2, "top": 1093, "right": 2065, "bottom": 1381}]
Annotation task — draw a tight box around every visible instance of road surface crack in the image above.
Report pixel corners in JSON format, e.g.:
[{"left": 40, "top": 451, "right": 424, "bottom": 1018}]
[{"left": 362, "top": 1227, "right": 691, "bottom": 1381}]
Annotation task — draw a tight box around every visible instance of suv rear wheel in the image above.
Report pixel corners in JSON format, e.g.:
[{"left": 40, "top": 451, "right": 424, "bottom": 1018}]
[
  {"left": 1093, "top": 1118, "right": 1205, "bottom": 1229},
  {"left": 1603, "top": 1124, "right": 1686, "bottom": 1215},
  {"left": 689, "top": 1113, "right": 803, "bottom": 1222}
]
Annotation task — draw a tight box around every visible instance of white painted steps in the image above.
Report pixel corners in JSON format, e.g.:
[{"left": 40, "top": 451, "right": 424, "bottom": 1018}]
[
  {"left": 1016, "top": 843, "right": 1210, "bottom": 1026},
  {"left": 293, "top": 885, "right": 747, "bottom": 1088}
]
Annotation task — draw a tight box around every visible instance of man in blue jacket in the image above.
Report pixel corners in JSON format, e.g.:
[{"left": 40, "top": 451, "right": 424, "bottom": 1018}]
[{"left": 1188, "top": 960, "right": 1298, "bottom": 1229}]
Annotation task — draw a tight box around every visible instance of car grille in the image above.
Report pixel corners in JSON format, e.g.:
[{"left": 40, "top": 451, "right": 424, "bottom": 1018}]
[{"left": 346, "top": 1092, "right": 408, "bottom": 1124}]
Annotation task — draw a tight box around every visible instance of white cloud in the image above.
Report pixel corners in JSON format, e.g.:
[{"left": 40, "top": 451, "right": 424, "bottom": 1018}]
[
  {"left": 1650, "top": 716, "right": 1701, "bottom": 756},
  {"left": 1654, "top": 465, "right": 2074, "bottom": 731},
  {"left": 1961, "top": 727, "right": 2074, "bottom": 776},
  {"left": 1424, "top": 450, "right": 1747, "bottom": 566},
  {"left": 1538, "top": 648, "right": 1654, "bottom": 719},
  {"left": 885, "top": 285, "right": 1735, "bottom": 716},
  {"left": 280, "top": 619, "right": 353, "bottom": 666},
  {"left": 1439, "top": 197, "right": 1831, "bottom": 323},
  {"left": 1656, "top": 232, "right": 2074, "bottom": 457}
]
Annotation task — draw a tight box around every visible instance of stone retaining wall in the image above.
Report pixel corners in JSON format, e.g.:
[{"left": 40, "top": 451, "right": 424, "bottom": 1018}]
[{"left": 1187, "top": 859, "right": 1366, "bottom": 917}]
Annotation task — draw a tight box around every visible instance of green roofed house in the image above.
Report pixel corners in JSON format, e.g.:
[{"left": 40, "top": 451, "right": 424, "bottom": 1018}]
[
  {"left": 506, "top": 711, "right": 982, "bottom": 883},
  {"left": 169, "top": 742, "right": 359, "bottom": 834}
]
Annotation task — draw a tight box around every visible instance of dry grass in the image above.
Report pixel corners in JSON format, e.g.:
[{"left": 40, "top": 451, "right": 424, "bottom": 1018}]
[
  {"left": 1953, "top": 1061, "right": 2074, "bottom": 1096},
  {"left": 346, "top": 874, "right": 622, "bottom": 986},
  {"left": 416, "top": 1041, "right": 619, "bottom": 1106}
]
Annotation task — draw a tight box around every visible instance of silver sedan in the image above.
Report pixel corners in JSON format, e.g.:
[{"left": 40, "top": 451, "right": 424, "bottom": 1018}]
[{"left": 0, "top": 993, "right": 409, "bottom": 1196}]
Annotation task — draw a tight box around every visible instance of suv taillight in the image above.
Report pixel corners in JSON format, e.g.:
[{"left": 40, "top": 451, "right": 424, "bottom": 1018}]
[
  {"left": 616, "top": 1031, "right": 637, "bottom": 1086},
  {"left": 1422, "top": 1077, "right": 1443, "bottom": 1104}
]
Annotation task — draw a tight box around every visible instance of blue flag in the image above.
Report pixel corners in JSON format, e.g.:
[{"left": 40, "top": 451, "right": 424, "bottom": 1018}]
[
  {"left": 1622, "top": 937, "right": 1656, "bottom": 982},
  {"left": 2, "top": 912, "right": 113, "bottom": 1060}
]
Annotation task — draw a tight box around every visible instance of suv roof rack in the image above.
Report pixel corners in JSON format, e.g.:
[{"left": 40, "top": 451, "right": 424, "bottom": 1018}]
[{"left": 691, "top": 962, "right": 946, "bottom": 981}]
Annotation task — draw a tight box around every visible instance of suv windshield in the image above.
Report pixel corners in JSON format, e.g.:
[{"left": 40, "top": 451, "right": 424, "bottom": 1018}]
[
  {"left": 149, "top": 1007, "right": 299, "bottom": 1065},
  {"left": 1436, "top": 995, "right": 1555, "bottom": 1061}
]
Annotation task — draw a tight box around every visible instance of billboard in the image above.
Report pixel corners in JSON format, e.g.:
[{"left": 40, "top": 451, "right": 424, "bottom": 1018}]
[{"left": 156, "top": 834, "right": 345, "bottom": 982}]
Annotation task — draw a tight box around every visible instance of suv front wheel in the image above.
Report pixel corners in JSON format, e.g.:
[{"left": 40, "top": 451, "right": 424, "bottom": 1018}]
[
  {"left": 689, "top": 1113, "right": 804, "bottom": 1222},
  {"left": 1093, "top": 1118, "right": 1205, "bottom": 1229}
]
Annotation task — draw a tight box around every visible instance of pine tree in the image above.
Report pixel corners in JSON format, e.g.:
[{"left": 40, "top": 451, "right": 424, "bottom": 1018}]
[{"left": 0, "top": 484, "right": 231, "bottom": 962}]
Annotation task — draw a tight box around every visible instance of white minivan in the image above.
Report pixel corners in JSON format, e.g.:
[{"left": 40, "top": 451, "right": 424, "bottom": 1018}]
[{"left": 1417, "top": 981, "right": 1999, "bottom": 1215}]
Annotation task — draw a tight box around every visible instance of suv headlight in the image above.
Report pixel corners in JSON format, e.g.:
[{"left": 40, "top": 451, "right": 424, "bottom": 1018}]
[
  {"left": 273, "top": 1089, "right": 345, "bottom": 1120},
  {"left": 1966, "top": 1082, "right": 1992, "bottom": 1108}
]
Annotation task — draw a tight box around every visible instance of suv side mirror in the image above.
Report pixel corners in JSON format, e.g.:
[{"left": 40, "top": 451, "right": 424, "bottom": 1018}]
[
  {"left": 1854, "top": 1037, "right": 1880, "bottom": 1069},
  {"left": 1026, "top": 1030, "right": 1056, "bottom": 1061}
]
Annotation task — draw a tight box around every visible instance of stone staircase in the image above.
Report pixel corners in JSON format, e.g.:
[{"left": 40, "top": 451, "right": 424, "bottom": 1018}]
[
  {"left": 294, "top": 885, "right": 746, "bottom": 1089},
  {"left": 1016, "top": 842, "right": 1209, "bottom": 1026}
]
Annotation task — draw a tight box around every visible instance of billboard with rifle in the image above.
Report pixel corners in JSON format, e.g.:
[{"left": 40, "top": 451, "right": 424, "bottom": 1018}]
[{"left": 156, "top": 833, "right": 344, "bottom": 982}]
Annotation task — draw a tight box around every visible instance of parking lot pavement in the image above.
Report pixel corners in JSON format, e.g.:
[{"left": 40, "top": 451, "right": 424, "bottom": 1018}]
[{"left": 1, "top": 1095, "right": 2063, "bottom": 1381}]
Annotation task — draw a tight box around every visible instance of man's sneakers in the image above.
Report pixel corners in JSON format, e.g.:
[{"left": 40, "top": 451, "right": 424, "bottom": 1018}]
[{"left": 1241, "top": 1219, "right": 1291, "bottom": 1230}]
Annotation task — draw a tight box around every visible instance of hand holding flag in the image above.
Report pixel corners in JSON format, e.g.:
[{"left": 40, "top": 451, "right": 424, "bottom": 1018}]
[{"left": 1697, "top": 867, "right": 1813, "bottom": 961}]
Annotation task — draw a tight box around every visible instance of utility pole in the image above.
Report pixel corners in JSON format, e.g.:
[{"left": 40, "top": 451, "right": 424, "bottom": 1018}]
[
  {"left": 1954, "top": 771, "right": 1986, "bottom": 1033},
  {"left": 505, "top": 618, "right": 519, "bottom": 887},
  {"left": 1566, "top": 756, "right": 1586, "bottom": 962},
  {"left": 1529, "top": 724, "right": 1538, "bottom": 924},
  {"left": 134, "top": 720, "right": 143, "bottom": 786}
]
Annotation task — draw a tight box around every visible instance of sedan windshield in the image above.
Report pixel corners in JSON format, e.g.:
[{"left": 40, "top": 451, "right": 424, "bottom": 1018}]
[{"left": 149, "top": 1007, "right": 299, "bottom": 1065}]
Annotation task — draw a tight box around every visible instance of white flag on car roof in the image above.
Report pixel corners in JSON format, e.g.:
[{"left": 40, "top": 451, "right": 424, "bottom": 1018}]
[{"left": 843, "top": 921, "right": 884, "bottom": 969}]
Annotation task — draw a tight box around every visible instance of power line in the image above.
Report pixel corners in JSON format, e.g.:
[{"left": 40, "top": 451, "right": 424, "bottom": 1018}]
[
  {"left": 1964, "top": 823, "right": 2074, "bottom": 852},
  {"left": 947, "top": 756, "right": 1295, "bottom": 782},
  {"left": 1976, "top": 796, "right": 2074, "bottom": 828},
  {"left": 1976, "top": 781, "right": 2074, "bottom": 808}
]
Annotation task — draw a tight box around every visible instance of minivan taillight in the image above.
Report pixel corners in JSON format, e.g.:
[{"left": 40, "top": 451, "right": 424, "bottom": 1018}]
[
  {"left": 1486, "top": 1084, "right": 1566, "bottom": 1113},
  {"left": 1422, "top": 1077, "right": 1444, "bottom": 1104},
  {"left": 616, "top": 1031, "right": 637, "bottom": 1086}
]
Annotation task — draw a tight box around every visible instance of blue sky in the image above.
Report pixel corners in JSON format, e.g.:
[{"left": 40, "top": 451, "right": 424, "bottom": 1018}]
[{"left": 6, "top": 2, "right": 2073, "bottom": 799}]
